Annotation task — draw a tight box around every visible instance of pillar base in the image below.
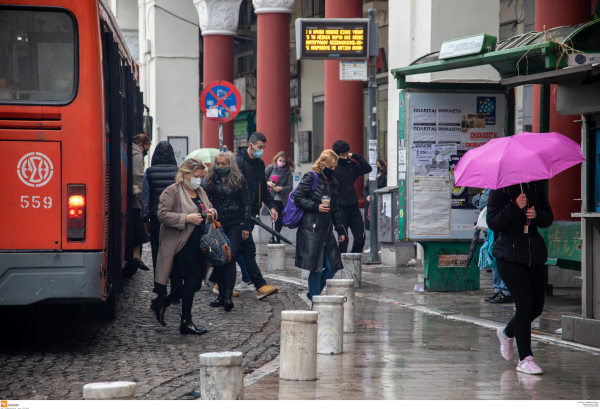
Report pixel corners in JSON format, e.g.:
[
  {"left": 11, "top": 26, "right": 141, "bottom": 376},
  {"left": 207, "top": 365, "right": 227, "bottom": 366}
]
[{"left": 561, "top": 316, "right": 600, "bottom": 348}]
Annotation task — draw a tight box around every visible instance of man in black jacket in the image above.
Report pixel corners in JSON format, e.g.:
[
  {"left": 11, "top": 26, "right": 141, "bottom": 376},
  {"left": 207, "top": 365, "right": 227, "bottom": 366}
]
[
  {"left": 235, "top": 132, "right": 279, "bottom": 299},
  {"left": 332, "top": 139, "right": 372, "bottom": 254}
]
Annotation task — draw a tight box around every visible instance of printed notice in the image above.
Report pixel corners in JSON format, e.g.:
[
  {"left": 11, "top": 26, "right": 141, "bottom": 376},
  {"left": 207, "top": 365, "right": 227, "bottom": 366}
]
[
  {"left": 414, "top": 143, "right": 433, "bottom": 166},
  {"left": 368, "top": 140, "right": 377, "bottom": 181},
  {"left": 382, "top": 194, "right": 392, "bottom": 217},
  {"left": 411, "top": 177, "right": 451, "bottom": 236},
  {"left": 412, "top": 108, "right": 437, "bottom": 142},
  {"left": 398, "top": 148, "right": 406, "bottom": 165},
  {"left": 437, "top": 108, "right": 462, "bottom": 142}
]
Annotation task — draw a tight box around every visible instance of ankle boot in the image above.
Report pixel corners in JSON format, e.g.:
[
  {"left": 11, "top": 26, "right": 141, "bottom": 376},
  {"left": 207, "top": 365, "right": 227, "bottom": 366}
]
[
  {"left": 179, "top": 315, "right": 207, "bottom": 335},
  {"left": 224, "top": 282, "right": 235, "bottom": 312},
  {"left": 150, "top": 294, "right": 169, "bottom": 327},
  {"left": 210, "top": 280, "right": 225, "bottom": 307}
]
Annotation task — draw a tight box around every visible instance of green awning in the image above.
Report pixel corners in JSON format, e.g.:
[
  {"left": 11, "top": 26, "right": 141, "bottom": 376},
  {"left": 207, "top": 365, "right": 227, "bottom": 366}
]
[{"left": 392, "top": 20, "right": 600, "bottom": 89}]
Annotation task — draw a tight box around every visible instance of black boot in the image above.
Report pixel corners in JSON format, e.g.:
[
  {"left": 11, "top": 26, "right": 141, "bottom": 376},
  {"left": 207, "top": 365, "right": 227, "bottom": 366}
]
[
  {"left": 224, "top": 282, "right": 234, "bottom": 312},
  {"left": 150, "top": 294, "right": 169, "bottom": 327},
  {"left": 210, "top": 280, "right": 225, "bottom": 307},
  {"left": 179, "top": 315, "right": 207, "bottom": 335},
  {"left": 269, "top": 236, "right": 276, "bottom": 244}
]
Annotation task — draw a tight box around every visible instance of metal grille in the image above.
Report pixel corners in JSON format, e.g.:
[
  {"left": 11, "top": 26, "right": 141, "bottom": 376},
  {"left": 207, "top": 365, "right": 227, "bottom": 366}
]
[
  {"left": 302, "top": 0, "right": 325, "bottom": 18},
  {"left": 102, "top": 169, "right": 109, "bottom": 300}
]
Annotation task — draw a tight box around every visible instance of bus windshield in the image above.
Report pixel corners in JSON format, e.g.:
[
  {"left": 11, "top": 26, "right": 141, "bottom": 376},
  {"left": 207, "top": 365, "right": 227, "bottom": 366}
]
[{"left": 0, "top": 7, "right": 76, "bottom": 104}]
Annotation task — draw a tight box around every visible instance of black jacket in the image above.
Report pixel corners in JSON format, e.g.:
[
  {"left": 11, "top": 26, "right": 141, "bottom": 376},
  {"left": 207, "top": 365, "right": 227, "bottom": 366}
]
[
  {"left": 235, "top": 147, "right": 276, "bottom": 216},
  {"left": 144, "top": 141, "right": 178, "bottom": 220},
  {"left": 487, "top": 182, "right": 554, "bottom": 266},
  {"left": 332, "top": 153, "right": 372, "bottom": 208},
  {"left": 293, "top": 172, "right": 345, "bottom": 273},
  {"left": 205, "top": 173, "right": 252, "bottom": 231}
]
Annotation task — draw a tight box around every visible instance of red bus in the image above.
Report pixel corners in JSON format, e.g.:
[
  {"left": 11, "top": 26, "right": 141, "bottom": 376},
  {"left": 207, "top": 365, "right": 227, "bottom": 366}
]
[{"left": 0, "top": 0, "right": 144, "bottom": 317}]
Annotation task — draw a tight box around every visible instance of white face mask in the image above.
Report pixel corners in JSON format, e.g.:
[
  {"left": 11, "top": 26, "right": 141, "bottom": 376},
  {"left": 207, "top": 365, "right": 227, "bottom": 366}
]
[{"left": 187, "top": 177, "right": 202, "bottom": 190}]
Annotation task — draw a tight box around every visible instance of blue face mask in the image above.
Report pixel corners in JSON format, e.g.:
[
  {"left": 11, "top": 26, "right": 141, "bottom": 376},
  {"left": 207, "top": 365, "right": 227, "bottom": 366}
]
[{"left": 252, "top": 145, "right": 264, "bottom": 159}]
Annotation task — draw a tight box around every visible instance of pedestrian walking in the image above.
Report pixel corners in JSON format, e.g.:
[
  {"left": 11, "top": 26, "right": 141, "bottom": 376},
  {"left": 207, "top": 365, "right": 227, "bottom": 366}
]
[
  {"left": 150, "top": 159, "right": 216, "bottom": 335},
  {"left": 235, "top": 132, "right": 279, "bottom": 299},
  {"left": 204, "top": 152, "right": 251, "bottom": 312},
  {"left": 331, "top": 140, "right": 372, "bottom": 254},
  {"left": 363, "top": 158, "right": 387, "bottom": 236},
  {"left": 293, "top": 149, "right": 346, "bottom": 300},
  {"left": 265, "top": 151, "right": 295, "bottom": 244},
  {"left": 487, "top": 181, "right": 554, "bottom": 375},
  {"left": 129, "top": 134, "right": 151, "bottom": 272}
]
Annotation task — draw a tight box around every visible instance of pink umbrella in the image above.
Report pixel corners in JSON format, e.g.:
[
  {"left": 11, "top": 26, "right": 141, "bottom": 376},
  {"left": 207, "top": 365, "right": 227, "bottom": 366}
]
[{"left": 453, "top": 132, "right": 584, "bottom": 190}]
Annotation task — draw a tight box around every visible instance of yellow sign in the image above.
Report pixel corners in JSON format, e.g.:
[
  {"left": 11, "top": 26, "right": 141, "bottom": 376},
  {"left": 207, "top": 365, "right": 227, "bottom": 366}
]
[{"left": 296, "top": 19, "right": 369, "bottom": 60}]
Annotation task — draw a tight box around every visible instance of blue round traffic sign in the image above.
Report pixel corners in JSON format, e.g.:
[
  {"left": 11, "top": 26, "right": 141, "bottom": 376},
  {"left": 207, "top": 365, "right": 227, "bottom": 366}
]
[{"left": 200, "top": 80, "right": 242, "bottom": 123}]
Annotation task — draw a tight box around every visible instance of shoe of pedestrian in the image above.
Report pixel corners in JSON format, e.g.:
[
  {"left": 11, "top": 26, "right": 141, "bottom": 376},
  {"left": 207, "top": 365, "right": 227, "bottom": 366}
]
[
  {"left": 268, "top": 236, "right": 277, "bottom": 244},
  {"left": 306, "top": 291, "right": 311, "bottom": 301},
  {"left": 234, "top": 281, "right": 254, "bottom": 292},
  {"left": 171, "top": 299, "right": 181, "bottom": 305},
  {"left": 180, "top": 315, "right": 207, "bottom": 335},
  {"left": 497, "top": 327, "right": 514, "bottom": 361},
  {"left": 131, "top": 256, "right": 149, "bottom": 271},
  {"left": 224, "top": 283, "right": 235, "bottom": 312},
  {"left": 364, "top": 248, "right": 370, "bottom": 254},
  {"left": 257, "top": 284, "right": 278, "bottom": 300},
  {"left": 490, "top": 293, "right": 513, "bottom": 304},
  {"left": 516, "top": 356, "right": 543, "bottom": 375},
  {"left": 150, "top": 295, "right": 168, "bottom": 327},
  {"left": 485, "top": 292, "right": 500, "bottom": 302},
  {"left": 213, "top": 284, "right": 220, "bottom": 294},
  {"left": 210, "top": 283, "right": 225, "bottom": 307}
]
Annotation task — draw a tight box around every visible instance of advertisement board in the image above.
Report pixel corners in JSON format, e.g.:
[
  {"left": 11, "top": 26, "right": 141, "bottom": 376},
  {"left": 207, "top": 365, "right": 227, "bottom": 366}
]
[{"left": 295, "top": 18, "right": 369, "bottom": 60}]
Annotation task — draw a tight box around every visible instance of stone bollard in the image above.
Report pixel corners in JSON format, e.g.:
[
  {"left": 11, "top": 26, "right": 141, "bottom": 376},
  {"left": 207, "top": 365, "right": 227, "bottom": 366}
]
[
  {"left": 267, "top": 244, "right": 286, "bottom": 272},
  {"left": 312, "top": 295, "right": 345, "bottom": 354},
  {"left": 199, "top": 352, "right": 244, "bottom": 400},
  {"left": 83, "top": 382, "right": 136, "bottom": 400},
  {"left": 280, "top": 311, "right": 318, "bottom": 381},
  {"left": 341, "top": 253, "right": 362, "bottom": 288},
  {"left": 326, "top": 279, "right": 356, "bottom": 333}
]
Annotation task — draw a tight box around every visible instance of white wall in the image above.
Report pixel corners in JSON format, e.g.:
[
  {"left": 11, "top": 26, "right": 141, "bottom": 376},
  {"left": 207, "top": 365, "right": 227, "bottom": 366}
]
[
  {"left": 138, "top": 0, "right": 200, "bottom": 159},
  {"left": 298, "top": 59, "right": 325, "bottom": 175}
]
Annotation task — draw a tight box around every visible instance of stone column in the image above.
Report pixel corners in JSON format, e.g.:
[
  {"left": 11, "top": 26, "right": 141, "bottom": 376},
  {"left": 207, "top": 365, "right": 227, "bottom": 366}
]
[
  {"left": 252, "top": 0, "right": 295, "bottom": 161},
  {"left": 199, "top": 351, "right": 244, "bottom": 400},
  {"left": 194, "top": 0, "right": 242, "bottom": 149},
  {"left": 341, "top": 253, "right": 362, "bottom": 288},
  {"left": 326, "top": 279, "right": 356, "bottom": 333},
  {"left": 267, "top": 243, "right": 286, "bottom": 272},
  {"left": 280, "top": 311, "right": 318, "bottom": 380},
  {"left": 83, "top": 382, "right": 136, "bottom": 400},
  {"left": 312, "top": 295, "right": 345, "bottom": 354}
]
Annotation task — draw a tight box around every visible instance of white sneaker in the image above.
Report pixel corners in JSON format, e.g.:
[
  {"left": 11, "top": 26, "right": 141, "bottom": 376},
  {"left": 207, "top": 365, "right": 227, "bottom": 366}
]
[
  {"left": 363, "top": 248, "right": 370, "bottom": 253},
  {"left": 234, "top": 281, "right": 254, "bottom": 292},
  {"left": 516, "top": 356, "right": 543, "bottom": 375}
]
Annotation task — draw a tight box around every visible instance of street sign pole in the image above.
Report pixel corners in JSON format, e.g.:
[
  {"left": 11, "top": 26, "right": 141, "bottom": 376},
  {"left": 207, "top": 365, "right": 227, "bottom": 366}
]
[
  {"left": 219, "top": 123, "right": 223, "bottom": 150},
  {"left": 367, "top": 8, "right": 381, "bottom": 264}
]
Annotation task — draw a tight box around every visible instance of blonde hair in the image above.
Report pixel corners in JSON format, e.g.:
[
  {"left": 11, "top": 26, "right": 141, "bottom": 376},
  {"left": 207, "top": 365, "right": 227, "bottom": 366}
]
[
  {"left": 175, "top": 158, "right": 206, "bottom": 184},
  {"left": 312, "top": 149, "right": 338, "bottom": 174},
  {"left": 204, "top": 151, "right": 243, "bottom": 191}
]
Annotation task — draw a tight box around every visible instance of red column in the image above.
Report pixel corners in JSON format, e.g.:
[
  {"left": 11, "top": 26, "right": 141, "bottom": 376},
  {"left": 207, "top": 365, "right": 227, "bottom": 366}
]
[
  {"left": 256, "top": 12, "right": 291, "bottom": 164},
  {"left": 202, "top": 35, "right": 234, "bottom": 149},
  {"left": 325, "top": 0, "right": 365, "bottom": 203},
  {"left": 532, "top": 0, "right": 590, "bottom": 221}
]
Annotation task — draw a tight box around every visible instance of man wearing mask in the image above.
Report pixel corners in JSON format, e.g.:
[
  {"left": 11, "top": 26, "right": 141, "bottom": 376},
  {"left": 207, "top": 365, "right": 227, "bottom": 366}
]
[
  {"left": 332, "top": 139, "right": 372, "bottom": 254},
  {"left": 235, "top": 132, "right": 279, "bottom": 299}
]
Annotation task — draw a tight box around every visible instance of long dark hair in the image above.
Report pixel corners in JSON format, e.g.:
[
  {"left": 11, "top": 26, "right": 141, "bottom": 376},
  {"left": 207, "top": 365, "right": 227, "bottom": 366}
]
[
  {"left": 377, "top": 159, "right": 387, "bottom": 175},
  {"left": 271, "top": 151, "right": 295, "bottom": 171},
  {"left": 204, "top": 151, "right": 243, "bottom": 191}
]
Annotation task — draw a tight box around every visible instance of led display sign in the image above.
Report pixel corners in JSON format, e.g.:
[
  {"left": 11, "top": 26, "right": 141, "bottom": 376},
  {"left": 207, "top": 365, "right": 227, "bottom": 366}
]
[{"left": 295, "top": 18, "right": 369, "bottom": 60}]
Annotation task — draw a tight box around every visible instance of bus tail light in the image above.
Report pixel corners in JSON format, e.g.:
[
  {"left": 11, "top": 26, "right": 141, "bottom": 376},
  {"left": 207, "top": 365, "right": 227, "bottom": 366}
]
[{"left": 67, "top": 184, "right": 86, "bottom": 241}]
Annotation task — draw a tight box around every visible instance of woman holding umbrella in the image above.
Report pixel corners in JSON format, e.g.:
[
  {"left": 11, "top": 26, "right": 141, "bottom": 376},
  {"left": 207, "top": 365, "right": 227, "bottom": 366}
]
[{"left": 487, "top": 182, "right": 553, "bottom": 375}]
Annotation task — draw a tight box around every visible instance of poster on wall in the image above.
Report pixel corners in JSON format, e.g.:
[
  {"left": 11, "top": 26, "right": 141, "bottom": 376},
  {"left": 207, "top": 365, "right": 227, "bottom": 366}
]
[
  {"left": 411, "top": 176, "right": 451, "bottom": 236},
  {"left": 298, "top": 131, "right": 311, "bottom": 163},
  {"left": 449, "top": 150, "right": 483, "bottom": 209},
  {"left": 168, "top": 137, "right": 188, "bottom": 166}
]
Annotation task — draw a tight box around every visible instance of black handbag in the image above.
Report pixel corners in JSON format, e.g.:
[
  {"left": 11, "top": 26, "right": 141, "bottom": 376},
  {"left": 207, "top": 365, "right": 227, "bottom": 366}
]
[{"left": 200, "top": 222, "right": 232, "bottom": 267}]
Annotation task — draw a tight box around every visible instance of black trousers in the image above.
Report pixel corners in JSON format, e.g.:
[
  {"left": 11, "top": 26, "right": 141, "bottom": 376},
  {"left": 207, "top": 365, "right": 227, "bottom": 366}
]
[
  {"left": 339, "top": 207, "right": 366, "bottom": 254},
  {"left": 240, "top": 231, "right": 267, "bottom": 289},
  {"left": 150, "top": 217, "right": 183, "bottom": 295},
  {"left": 496, "top": 258, "right": 546, "bottom": 360},
  {"left": 212, "top": 224, "right": 243, "bottom": 291},
  {"left": 165, "top": 277, "right": 202, "bottom": 320},
  {"left": 273, "top": 200, "right": 285, "bottom": 234}
]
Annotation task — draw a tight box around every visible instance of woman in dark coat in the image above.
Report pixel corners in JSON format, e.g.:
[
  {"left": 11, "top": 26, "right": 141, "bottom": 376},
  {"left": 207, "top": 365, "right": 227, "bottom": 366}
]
[
  {"left": 293, "top": 149, "right": 346, "bottom": 300},
  {"left": 486, "top": 181, "right": 553, "bottom": 375},
  {"left": 204, "top": 151, "right": 251, "bottom": 312}
]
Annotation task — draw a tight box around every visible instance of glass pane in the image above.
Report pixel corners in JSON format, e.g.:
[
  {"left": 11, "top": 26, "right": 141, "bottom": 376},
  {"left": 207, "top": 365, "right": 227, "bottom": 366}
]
[{"left": 0, "top": 7, "right": 76, "bottom": 103}]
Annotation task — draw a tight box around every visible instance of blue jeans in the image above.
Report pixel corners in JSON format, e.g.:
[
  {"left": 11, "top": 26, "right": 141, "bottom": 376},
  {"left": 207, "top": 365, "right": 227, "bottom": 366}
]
[
  {"left": 308, "top": 252, "right": 336, "bottom": 300},
  {"left": 493, "top": 267, "right": 510, "bottom": 295},
  {"left": 238, "top": 253, "right": 251, "bottom": 283}
]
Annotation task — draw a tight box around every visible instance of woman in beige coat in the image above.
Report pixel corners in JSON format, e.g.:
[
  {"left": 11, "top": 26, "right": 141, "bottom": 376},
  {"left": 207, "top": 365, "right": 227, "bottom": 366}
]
[{"left": 151, "top": 158, "right": 217, "bottom": 335}]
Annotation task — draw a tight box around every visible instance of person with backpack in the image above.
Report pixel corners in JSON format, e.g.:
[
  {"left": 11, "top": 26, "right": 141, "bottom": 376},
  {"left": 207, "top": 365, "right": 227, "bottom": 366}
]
[
  {"left": 292, "top": 150, "right": 346, "bottom": 300},
  {"left": 487, "top": 182, "right": 553, "bottom": 375},
  {"left": 265, "top": 151, "right": 295, "bottom": 244}
]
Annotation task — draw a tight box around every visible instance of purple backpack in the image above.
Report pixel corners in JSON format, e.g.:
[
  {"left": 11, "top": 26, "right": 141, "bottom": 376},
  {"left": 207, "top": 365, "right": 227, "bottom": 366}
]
[{"left": 282, "top": 171, "right": 319, "bottom": 229}]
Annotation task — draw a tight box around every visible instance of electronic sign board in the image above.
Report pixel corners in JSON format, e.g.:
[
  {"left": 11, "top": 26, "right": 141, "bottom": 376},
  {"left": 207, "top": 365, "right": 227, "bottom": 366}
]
[{"left": 295, "top": 18, "right": 369, "bottom": 60}]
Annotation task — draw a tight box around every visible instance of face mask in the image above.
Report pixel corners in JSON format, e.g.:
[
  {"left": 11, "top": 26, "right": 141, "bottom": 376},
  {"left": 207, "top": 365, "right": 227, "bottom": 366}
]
[
  {"left": 187, "top": 177, "right": 202, "bottom": 190},
  {"left": 215, "top": 166, "right": 231, "bottom": 177},
  {"left": 322, "top": 166, "right": 335, "bottom": 178},
  {"left": 143, "top": 149, "right": 148, "bottom": 157},
  {"left": 277, "top": 161, "right": 286, "bottom": 168},
  {"left": 251, "top": 145, "right": 264, "bottom": 159},
  {"left": 339, "top": 158, "right": 351, "bottom": 165}
]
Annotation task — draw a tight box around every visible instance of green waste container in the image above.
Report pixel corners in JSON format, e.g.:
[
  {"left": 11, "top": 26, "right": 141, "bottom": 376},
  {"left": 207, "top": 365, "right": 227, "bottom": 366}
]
[{"left": 420, "top": 241, "right": 481, "bottom": 292}]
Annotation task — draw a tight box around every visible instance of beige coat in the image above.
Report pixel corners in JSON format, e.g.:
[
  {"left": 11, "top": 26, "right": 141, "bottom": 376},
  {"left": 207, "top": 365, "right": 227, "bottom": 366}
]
[{"left": 154, "top": 183, "right": 217, "bottom": 285}]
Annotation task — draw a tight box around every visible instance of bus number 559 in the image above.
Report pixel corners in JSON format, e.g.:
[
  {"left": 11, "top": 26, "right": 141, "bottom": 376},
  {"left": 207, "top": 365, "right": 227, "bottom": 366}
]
[{"left": 21, "top": 196, "right": 52, "bottom": 209}]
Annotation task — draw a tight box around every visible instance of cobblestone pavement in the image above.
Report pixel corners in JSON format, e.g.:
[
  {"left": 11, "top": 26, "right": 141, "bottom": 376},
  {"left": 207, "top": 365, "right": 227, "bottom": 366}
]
[{"left": 0, "top": 247, "right": 307, "bottom": 400}]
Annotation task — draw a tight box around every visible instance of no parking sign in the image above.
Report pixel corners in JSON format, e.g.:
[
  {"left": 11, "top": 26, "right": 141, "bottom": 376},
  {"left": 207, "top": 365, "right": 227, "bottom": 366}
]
[{"left": 200, "top": 80, "right": 242, "bottom": 123}]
